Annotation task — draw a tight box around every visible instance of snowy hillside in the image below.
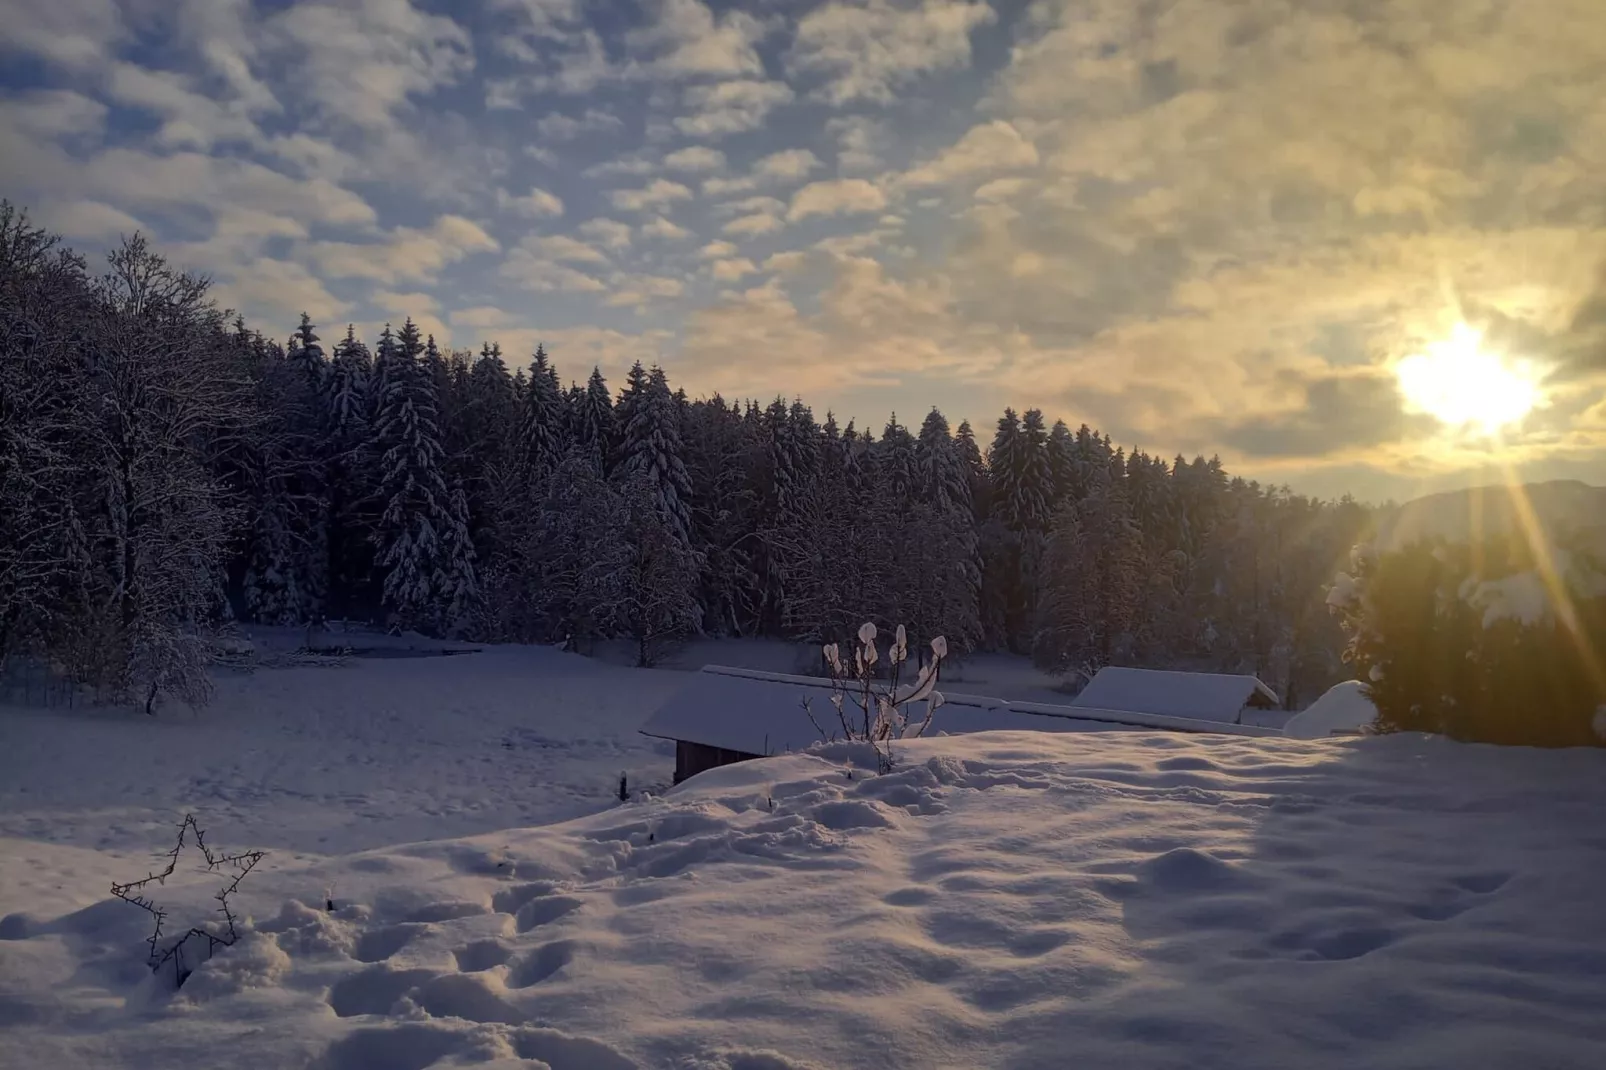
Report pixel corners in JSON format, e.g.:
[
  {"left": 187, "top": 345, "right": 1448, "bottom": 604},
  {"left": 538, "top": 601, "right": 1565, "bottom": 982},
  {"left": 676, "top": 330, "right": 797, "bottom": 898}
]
[
  {"left": 1375, "top": 479, "right": 1606, "bottom": 552},
  {"left": 4, "top": 650, "right": 1606, "bottom": 1069}
]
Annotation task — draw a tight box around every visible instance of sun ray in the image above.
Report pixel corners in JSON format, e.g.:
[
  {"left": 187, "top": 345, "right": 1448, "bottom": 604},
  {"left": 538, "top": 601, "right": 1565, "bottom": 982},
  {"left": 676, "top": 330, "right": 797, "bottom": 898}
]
[{"left": 1495, "top": 462, "right": 1606, "bottom": 699}]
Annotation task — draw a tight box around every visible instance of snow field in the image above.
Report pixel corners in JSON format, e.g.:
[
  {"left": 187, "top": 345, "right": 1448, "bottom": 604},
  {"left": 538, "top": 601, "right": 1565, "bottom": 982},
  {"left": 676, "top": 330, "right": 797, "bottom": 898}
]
[
  {"left": 5, "top": 698, "right": 1606, "bottom": 1069},
  {"left": 0, "top": 640, "right": 681, "bottom": 859}
]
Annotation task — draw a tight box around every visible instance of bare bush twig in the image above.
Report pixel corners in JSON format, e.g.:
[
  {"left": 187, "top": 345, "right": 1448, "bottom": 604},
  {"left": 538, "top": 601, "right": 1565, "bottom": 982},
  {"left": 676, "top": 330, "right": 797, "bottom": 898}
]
[
  {"left": 109, "top": 814, "right": 265, "bottom": 988},
  {"left": 801, "top": 622, "right": 947, "bottom": 774}
]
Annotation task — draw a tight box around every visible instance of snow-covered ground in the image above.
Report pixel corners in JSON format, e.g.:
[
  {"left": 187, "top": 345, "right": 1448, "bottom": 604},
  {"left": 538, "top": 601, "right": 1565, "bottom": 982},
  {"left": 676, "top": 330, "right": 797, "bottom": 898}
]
[{"left": 3, "top": 641, "right": 1605, "bottom": 1069}]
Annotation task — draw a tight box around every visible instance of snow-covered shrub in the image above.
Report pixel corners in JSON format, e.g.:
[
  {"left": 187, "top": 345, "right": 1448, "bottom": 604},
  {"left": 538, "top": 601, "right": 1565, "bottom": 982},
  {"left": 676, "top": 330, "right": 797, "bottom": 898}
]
[
  {"left": 803, "top": 622, "right": 947, "bottom": 773},
  {"left": 1330, "top": 535, "right": 1606, "bottom": 746}
]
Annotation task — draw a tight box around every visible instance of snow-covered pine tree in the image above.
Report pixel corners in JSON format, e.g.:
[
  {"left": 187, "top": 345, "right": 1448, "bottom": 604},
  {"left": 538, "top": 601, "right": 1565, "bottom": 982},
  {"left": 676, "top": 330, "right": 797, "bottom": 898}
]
[
  {"left": 1046, "top": 418, "right": 1076, "bottom": 511},
  {"left": 435, "top": 479, "right": 478, "bottom": 637},
  {"left": 615, "top": 365, "right": 696, "bottom": 552},
  {"left": 515, "top": 343, "right": 566, "bottom": 481},
  {"left": 423, "top": 334, "right": 452, "bottom": 417},
  {"left": 573, "top": 366, "right": 614, "bottom": 475},
  {"left": 1016, "top": 409, "right": 1053, "bottom": 534},
  {"left": 323, "top": 325, "right": 375, "bottom": 619},
  {"left": 369, "top": 319, "right": 463, "bottom": 634},
  {"left": 683, "top": 394, "right": 760, "bottom": 636},
  {"left": 907, "top": 408, "right": 982, "bottom": 653},
  {"left": 286, "top": 312, "right": 326, "bottom": 395},
  {"left": 522, "top": 449, "right": 630, "bottom": 646},
  {"left": 1033, "top": 466, "right": 1145, "bottom": 677},
  {"left": 239, "top": 321, "right": 326, "bottom": 626},
  {"left": 878, "top": 414, "right": 918, "bottom": 516},
  {"left": 616, "top": 470, "right": 701, "bottom": 667},
  {"left": 459, "top": 342, "right": 519, "bottom": 559},
  {"left": 953, "top": 418, "right": 989, "bottom": 523}
]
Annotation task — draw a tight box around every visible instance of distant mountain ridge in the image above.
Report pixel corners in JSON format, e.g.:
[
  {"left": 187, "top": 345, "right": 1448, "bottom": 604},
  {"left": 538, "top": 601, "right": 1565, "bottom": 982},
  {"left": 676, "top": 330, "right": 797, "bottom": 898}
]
[{"left": 1374, "top": 479, "right": 1606, "bottom": 552}]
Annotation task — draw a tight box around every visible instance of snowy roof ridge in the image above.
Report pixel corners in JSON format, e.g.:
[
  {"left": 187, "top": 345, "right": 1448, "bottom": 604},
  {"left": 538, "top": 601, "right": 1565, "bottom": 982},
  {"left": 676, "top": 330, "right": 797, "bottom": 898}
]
[
  {"left": 1007, "top": 700, "right": 1285, "bottom": 738},
  {"left": 1070, "top": 666, "right": 1280, "bottom": 722},
  {"left": 695, "top": 664, "right": 1007, "bottom": 710},
  {"left": 642, "top": 664, "right": 1290, "bottom": 756}
]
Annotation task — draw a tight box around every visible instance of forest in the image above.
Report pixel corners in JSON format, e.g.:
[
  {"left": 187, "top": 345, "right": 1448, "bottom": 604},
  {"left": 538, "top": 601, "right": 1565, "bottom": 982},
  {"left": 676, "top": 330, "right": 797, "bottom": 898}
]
[{"left": 0, "top": 203, "right": 1375, "bottom": 709}]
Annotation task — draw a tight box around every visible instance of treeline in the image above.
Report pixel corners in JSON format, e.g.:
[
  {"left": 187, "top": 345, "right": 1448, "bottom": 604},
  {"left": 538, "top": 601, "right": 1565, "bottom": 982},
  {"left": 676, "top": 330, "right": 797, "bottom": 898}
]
[{"left": 0, "top": 204, "right": 1374, "bottom": 706}]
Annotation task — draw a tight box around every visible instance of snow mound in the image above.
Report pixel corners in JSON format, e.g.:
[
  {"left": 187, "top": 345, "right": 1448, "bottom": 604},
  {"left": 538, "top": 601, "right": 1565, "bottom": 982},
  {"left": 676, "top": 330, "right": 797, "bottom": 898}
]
[
  {"left": 3, "top": 730, "right": 1605, "bottom": 1068},
  {"left": 1285, "top": 681, "right": 1379, "bottom": 739}
]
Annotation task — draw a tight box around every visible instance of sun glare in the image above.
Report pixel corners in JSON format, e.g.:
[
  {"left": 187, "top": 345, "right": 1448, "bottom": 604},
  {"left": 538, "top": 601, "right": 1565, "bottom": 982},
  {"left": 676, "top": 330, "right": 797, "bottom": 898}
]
[{"left": 1394, "top": 322, "right": 1543, "bottom": 434}]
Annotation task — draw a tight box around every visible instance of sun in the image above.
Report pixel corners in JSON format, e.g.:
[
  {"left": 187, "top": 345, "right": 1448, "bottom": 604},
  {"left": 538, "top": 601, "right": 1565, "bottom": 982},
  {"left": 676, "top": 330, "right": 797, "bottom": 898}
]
[{"left": 1394, "top": 322, "right": 1544, "bottom": 434}]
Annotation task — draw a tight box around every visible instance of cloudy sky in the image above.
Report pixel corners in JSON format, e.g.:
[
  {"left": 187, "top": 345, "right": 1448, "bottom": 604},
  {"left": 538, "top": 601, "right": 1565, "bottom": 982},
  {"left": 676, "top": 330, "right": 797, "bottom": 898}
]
[{"left": 3, "top": 0, "right": 1604, "bottom": 502}]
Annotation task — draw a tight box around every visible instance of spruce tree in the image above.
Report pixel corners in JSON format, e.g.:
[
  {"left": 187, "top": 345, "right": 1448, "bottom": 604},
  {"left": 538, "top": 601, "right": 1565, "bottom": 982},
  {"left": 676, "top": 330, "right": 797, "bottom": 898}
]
[
  {"left": 369, "top": 320, "right": 465, "bottom": 634},
  {"left": 515, "top": 343, "right": 566, "bottom": 480},
  {"left": 574, "top": 366, "right": 615, "bottom": 475},
  {"left": 1034, "top": 468, "right": 1145, "bottom": 676},
  {"left": 617, "top": 470, "right": 701, "bottom": 666},
  {"left": 615, "top": 365, "right": 696, "bottom": 551}
]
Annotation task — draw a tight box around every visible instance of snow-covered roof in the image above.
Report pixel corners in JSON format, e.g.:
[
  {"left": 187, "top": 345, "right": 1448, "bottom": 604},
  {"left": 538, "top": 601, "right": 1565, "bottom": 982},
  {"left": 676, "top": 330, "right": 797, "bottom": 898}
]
[
  {"left": 1283, "top": 680, "right": 1378, "bottom": 739},
  {"left": 641, "top": 665, "right": 1022, "bottom": 756},
  {"left": 640, "top": 666, "right": 1128, "bottom": 755},
  {"left": 1070, "top": 667, "right": 1280, "bottom": 723},
  {"left": 640, "top": 665, "right": 1286, "bottom": 755},
  {"left": 1007, "top": 700, "right": 1285, "bottom": 738}
]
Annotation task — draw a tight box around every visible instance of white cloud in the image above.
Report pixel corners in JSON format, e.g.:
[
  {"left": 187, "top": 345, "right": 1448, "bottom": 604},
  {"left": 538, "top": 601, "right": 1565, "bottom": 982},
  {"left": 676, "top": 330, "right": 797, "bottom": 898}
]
[
  {"left": 702, "top": 175, "right": 758, "bottom": 197},
  {"left": 450, "top": 304, "right": 518, "bottom": 329},
  {"left": 714, "top": 195, "right": 787, "bottom": 218},
  {"left": 605, "top": 273, "right": 685, "bottom": 308},
  {"left": 628, "top": 0, "right": 768, "bottom": 79},
  {"left": 524, "top": 234, "right": 610, "bottom": 264},
  {"left": 642, "top": 216, "right": 693, "bottom": 240},
  {"left": 489, "top": 0, "right": 581, "bottom": 42},
  {"left": 82, "top": 149, "right": 378, "bottom": 230},
  {"left": 899, "top": 121, "right": 1039, "bottom": 187},
  {"left": 1, "top": 0, "right": 125, "bottom": 72},
  {"left": 699, "top": 240, "right": 739, "bottom": 259},
  {"left": 664, "top": 146, "right": 727, "bottom": 172},
  {"left": 827, "top": 115, "right": 883, "bottom": 173},
  {"left": 35, "top": 200, "right": 145, "bottom": 242},
  {"left": 789, "top": 0, "right": 996, "bottom": 105},
  {"left": 610, "top": 178, "right": 695, "bottom": 212},
  {"left": 974, "top": 176, "right": 1030, "bottom": 202},
  {"left": 700, "top": 148, "right": 824, "bottom": 198},
  {"left": 306, "top": 214, "right": 499, "bottom": 284},
  {"left": 788, "top": 179, "right": 888, "bottom": 221},
  {"left": 213, "top": 256, "right": 348, "bottom": 326},
  {"left": 762, "top": 250, "right": 808, "bottom": 274},
  {"left": 723, "top": 212, "right": 784, "bottom": 236},
  {"left": 534, "top": 108, "right": 623, "bottom": 140},
  {"left": 497, "top": 186, "right": 566, "bottom": 218},
  {"left": 674, "top": 80, "right": 794, "bottom": 138},
  {"left": 370, "top": 289, "right": 450, "bottom": 346},
  {"left": 500, "top": 249, "right": 607, "bottom": 293},
  {"left": 584, "top": 155, "right": 658, "bottom": 179},
  {"left": 7, "top": 89, "right": 109, "bottom": 139},
  {"left": 710, "top": 257, "right": 759, "bottom": 282},
  {"left": 579, "top": 218, "right": 633, "bottom": 249},
  {"left": 754, "top": 148, "right": 823, "bottom": 182},
  {"left": 104, "top": 61, "right": 265, "bottom": 150},
  {"left": 265, "top": 0, "right": 474, "bottom": 132}
]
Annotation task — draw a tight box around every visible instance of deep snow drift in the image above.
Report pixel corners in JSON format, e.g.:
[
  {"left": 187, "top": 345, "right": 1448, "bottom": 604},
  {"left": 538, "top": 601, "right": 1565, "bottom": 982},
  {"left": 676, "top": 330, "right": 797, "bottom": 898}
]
[{"left": 3, "top": 644, "right": 1605, "bottom": 1069}]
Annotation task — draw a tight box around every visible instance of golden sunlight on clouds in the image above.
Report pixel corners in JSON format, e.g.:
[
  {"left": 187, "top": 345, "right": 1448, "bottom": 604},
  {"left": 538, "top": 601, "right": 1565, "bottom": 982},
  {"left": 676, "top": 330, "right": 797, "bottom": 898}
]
[{"left": 1395, "top": 323, "right": 1546, "bottom": 436}]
